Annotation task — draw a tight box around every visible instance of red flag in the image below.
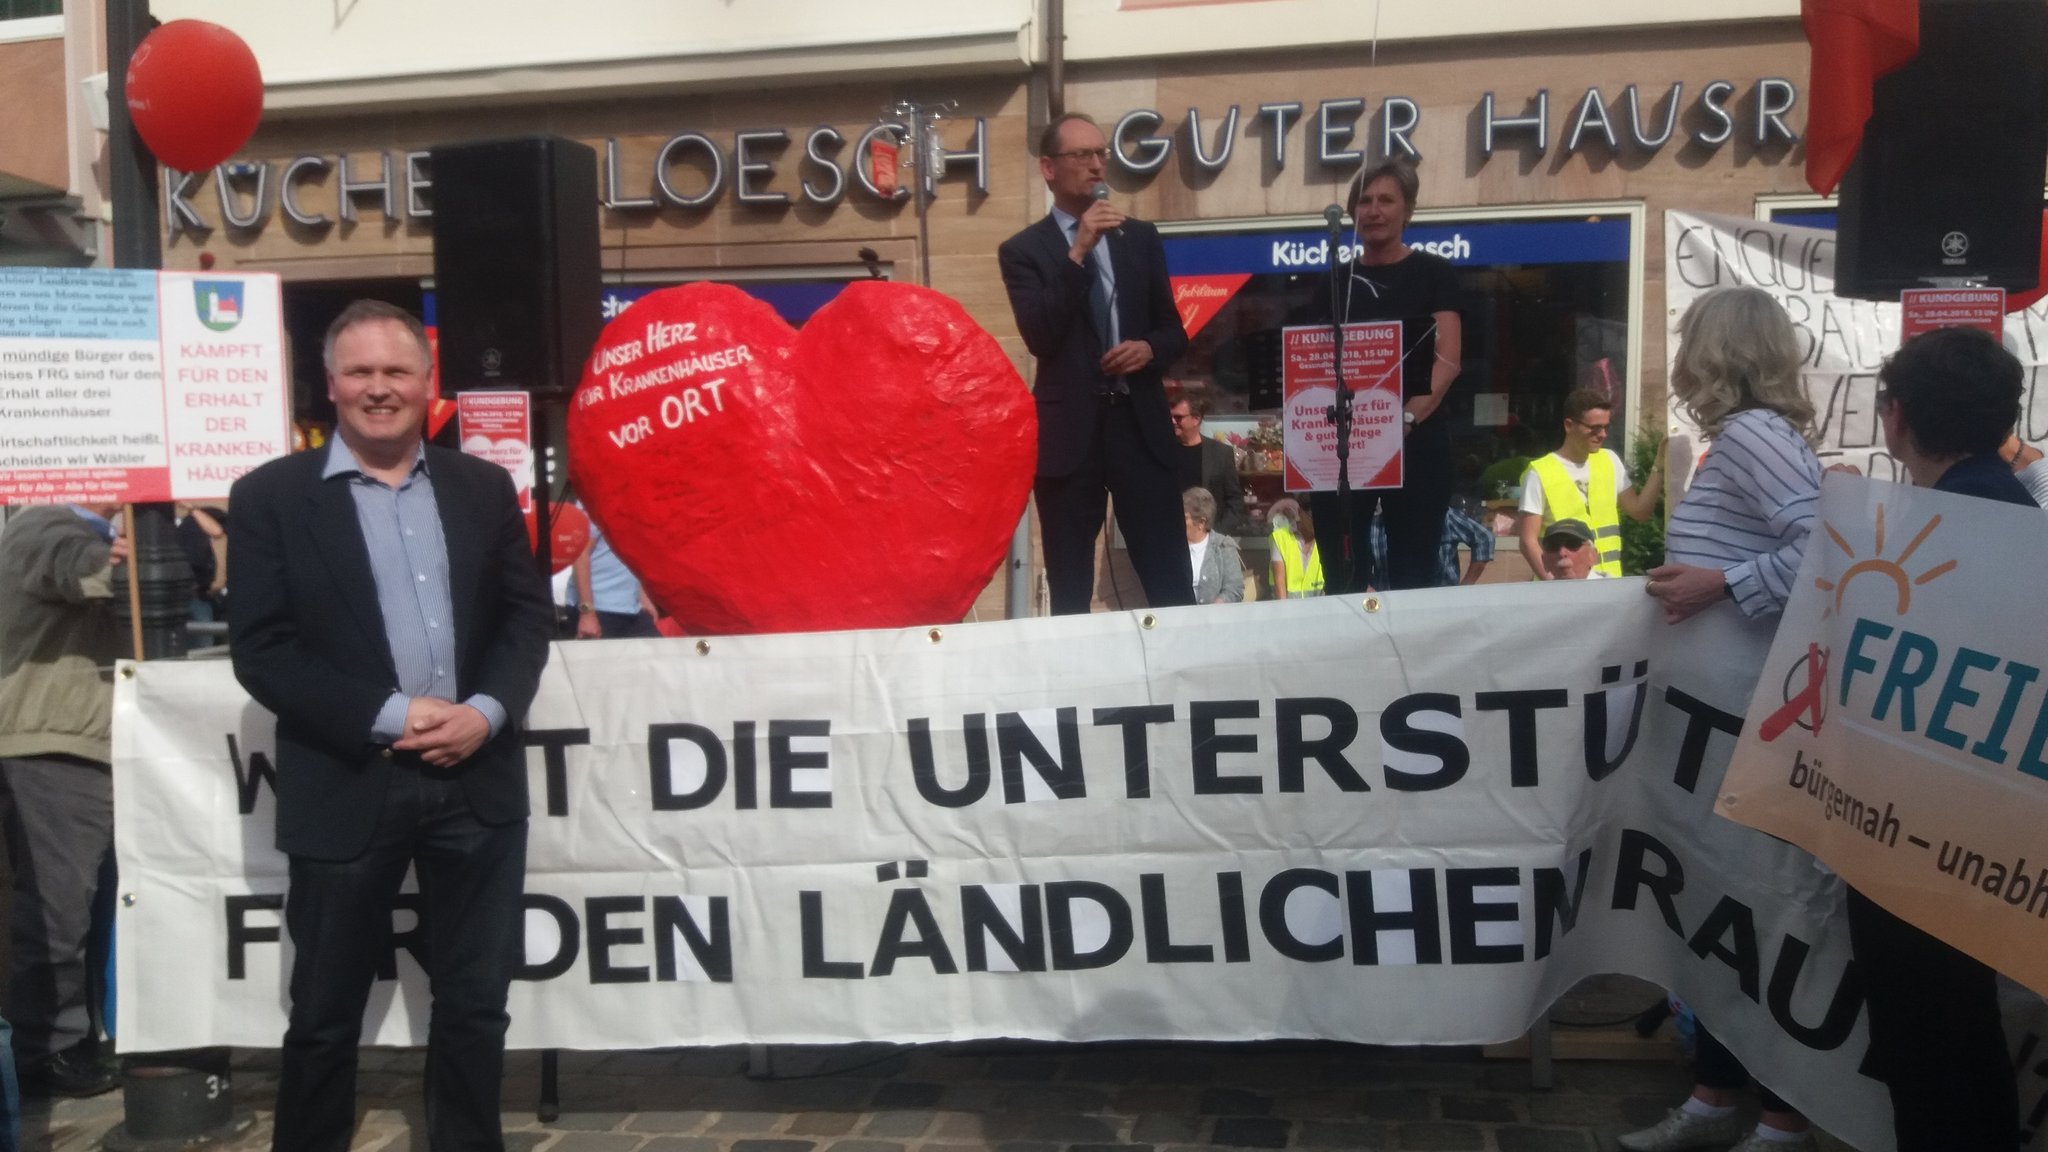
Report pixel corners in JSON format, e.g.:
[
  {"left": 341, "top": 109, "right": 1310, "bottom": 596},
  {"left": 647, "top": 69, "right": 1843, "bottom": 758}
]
[{"left": 1801, "top": 0, "right": 1919, "bottom": 195}]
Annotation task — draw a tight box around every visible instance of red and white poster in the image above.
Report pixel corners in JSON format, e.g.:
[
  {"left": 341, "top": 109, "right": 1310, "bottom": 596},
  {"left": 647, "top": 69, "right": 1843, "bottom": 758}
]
[
  {"left": 1899, "top": 287, "right": 2005, "bottom": 342},
  {"left": 1279, "top": 322, "right": 1403, "bottom": 492},
  {"left": 456, "top": 390, "right": 534, "bottom": 512},
  {"left": 0, "top": 268, "right": 289, "bottom": 505}
]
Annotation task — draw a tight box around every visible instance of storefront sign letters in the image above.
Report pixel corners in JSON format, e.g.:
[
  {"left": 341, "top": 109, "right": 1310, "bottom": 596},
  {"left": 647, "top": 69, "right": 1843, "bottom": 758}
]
[
  {"left": 1111, "top": 79, "right": 1799, "bottom": 174},
  {"left": 162, "top": 77, "right": 1800, "bottom": 243},
  {"left": 163, "top": 119, "right": 994, "bottom": 241}
]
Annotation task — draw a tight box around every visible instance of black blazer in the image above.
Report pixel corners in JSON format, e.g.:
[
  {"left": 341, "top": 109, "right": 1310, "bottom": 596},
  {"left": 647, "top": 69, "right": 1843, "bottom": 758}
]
[
  {"left": 999, "top": 212, "right": 1189, "bottom": 478},
  {"left": 228, "top": 444, "right": 554, "bottom": 861},
  {"left": 1192, "top": 435, "right": 1250, "bottom": 537}
]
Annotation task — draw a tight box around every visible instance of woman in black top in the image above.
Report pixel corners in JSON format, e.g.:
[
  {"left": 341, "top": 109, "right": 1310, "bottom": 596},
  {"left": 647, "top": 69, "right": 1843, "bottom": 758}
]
[{"left": 1307, "top": 160, "right": 1464, "bottom": 592}]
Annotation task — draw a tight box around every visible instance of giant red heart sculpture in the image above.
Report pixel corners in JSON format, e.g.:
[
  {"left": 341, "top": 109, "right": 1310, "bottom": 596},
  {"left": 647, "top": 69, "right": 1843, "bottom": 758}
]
[{"left": 567, "top": 281, "right": 1036, "bottom": 635}]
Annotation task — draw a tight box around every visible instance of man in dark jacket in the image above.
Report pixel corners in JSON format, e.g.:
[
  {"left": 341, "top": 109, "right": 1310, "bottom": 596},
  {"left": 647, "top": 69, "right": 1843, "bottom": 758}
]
[
  {"left": 229, "top": 300, "right": 552, "bottom": 1152},
  {"left": 999, "top": 113, "right": 1193, "bottom": 614}
]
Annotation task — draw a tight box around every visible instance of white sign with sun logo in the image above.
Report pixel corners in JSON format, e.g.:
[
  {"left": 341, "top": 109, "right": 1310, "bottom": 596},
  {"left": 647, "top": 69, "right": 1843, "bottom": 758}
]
[{"left": 1720, "top": 473, "right": 2048, "bottom": 995}]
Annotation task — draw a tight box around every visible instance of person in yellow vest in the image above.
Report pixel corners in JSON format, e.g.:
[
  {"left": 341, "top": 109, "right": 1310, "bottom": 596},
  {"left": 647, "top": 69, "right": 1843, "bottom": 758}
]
[
  {"left": 1516, "top": 387, "right": 1663, "bottom": 578},
  {"left": 1264, "top": 497, "right": 1323, "bottom": 598}
]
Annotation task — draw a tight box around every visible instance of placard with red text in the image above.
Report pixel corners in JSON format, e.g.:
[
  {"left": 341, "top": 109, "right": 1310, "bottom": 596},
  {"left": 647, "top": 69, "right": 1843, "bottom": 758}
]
[
  {"left": 0, "top": 268, "right": 288, "bottom": 504},
  {"left": 1280, "top": 322, "right": 1402, "bottom": 492},
  {"left": 457, "top": 390, "right": 535, "bottom": 512}
]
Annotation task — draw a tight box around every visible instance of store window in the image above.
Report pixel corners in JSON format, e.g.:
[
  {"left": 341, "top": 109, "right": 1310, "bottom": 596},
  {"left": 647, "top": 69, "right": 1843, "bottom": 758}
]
[
  {"left": 0, "top": 0, "right": 59, "bottom": 20},
  {"left": 1159, "top": 211, "right": 1638, "bottom": 523}
]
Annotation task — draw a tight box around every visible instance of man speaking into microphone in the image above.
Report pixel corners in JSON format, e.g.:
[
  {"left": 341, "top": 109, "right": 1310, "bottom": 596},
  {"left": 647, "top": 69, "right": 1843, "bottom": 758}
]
[{"left": 1000, "top": 113, "right": 1193, "bottom": 614}]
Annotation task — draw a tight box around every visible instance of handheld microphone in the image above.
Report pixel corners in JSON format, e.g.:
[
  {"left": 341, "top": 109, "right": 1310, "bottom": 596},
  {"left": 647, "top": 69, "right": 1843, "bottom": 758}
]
[{"left": 1093, "top": 183, "right": 1122, "bottom": 237}]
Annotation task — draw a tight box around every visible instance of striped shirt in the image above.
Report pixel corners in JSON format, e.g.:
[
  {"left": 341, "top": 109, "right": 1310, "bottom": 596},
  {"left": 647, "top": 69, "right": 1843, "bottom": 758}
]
[{"left": 1664, "top": 408, "right": 1822, "bottom": 617}]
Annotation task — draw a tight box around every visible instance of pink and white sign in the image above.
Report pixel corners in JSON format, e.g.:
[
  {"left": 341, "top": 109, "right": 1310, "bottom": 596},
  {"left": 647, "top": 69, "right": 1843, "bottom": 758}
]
[
  {"left": 456, "top": 390, "right": 534, "bottom": 512},
  {"left": 1279, "top": 322, "right": 1403, "bottom": 492}
]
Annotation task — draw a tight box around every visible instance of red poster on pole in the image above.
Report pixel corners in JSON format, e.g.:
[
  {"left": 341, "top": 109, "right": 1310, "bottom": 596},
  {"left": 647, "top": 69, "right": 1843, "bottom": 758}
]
[
  {"left": 869, "top": 137, "right": 899, "bottom": 197},
  {"left": 456, "top": 390, "right": 534, "bottom": 512},
  {"left": 1280, "top": 323, "right": 1404, "bottom": 492},
  {"left": 1899, "top": 287, "right": 2006, "bottom": 342}
]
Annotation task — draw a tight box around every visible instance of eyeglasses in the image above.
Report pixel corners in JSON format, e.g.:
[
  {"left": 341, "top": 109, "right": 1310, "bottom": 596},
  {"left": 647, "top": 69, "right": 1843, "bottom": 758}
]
[
  {"left": 1049, "top": 147, "right": 1111, "bottom": 163},
  {"left": 1170, "top": 413, "right": 1195, "bottom": 423},
  {"left": 1573, "top": 421, "right": 1611, "bottom": 435}
]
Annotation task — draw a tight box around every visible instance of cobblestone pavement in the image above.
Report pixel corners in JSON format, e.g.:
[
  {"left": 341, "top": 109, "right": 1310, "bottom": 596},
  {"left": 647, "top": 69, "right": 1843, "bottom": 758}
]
[{"left": 25, "top": 1041, "right": 1857, "bottom": 1152}]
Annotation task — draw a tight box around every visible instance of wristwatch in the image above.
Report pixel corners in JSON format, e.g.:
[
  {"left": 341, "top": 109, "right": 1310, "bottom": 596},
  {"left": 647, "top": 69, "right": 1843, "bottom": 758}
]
[{"left": 577, "top": 603, "right": 598, "bottom": 615}]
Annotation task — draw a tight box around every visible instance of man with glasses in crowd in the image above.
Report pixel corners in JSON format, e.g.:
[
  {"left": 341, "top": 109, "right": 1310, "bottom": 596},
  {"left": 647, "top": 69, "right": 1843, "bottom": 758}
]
[
  {"left": 1169, "top": 393, "right": 1249, "bottom": 538},
  {"left": 1517, "top": 387, "right": 1662, "bottom": 578},
  {"left": 999, "top": 113, "right": 1192, "bottom": 614}
]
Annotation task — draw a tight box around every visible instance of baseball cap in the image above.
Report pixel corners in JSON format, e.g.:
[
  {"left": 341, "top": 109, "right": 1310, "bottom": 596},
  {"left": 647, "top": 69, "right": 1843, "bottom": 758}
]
[{"left": 1541, "top": 518, "right": 1596, "bottom": 548}]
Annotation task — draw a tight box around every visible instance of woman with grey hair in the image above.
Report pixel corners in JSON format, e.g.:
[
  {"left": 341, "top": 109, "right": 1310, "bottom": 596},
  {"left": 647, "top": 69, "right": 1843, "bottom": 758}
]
[
  {"left": 1626, "top": 285, "right": 1824, "bottom": 1152},
  {"left": 1182, "top": 488, "right": 1244, "bottom": 604},
  {"left": 1646, "top": 284, "right": 1822, "bottom": 623}
]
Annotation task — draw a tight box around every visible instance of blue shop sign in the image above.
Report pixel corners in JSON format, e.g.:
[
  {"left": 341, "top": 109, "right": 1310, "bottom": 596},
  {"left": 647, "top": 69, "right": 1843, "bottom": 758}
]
[
  {"left": 425, "top": 280, "right": 845, "bottom": 329},
  {"left": 1162, "top": 217, "right": 1633, "bottom": 275}
]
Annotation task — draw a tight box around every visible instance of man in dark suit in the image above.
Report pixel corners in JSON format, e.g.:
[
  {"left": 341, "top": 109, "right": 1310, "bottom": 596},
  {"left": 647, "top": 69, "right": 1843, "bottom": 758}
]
[
  {"left": 1169, "top": 393, "right": 1249, "bottom": 537},
  {"left": 228, "top": 300, "right": 553, "bottom": 1152},
  {"left": 999, "top": 113, "right": 1194, "bottom": 614}
]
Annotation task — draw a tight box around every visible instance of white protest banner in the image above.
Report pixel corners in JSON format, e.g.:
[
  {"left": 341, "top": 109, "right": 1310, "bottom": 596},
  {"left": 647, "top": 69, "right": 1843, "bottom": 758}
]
[
  {"left": 1280, "top": 322, "right": 1403, "bottom": 491},
  {"left": 0, "top": 267, "right": 288, "bottom": 504},
  {"left": 1720, "top": 475, "right": 2048, "bottom": 995},
  {"left": 117, "top": 586, "right": 1918, "bottom": 1149},
  {"left": 1664, "top": 211, "right": 2048, "bottom": 483}
]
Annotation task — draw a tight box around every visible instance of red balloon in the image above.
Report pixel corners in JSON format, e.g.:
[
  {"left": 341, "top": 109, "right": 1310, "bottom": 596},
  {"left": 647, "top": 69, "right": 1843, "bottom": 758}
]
[
  {"left": 524, "top": 501, "right": 590, "bottom": 575},
  {"left": 567, "top": 281, "right": 1036, "bottom": 636},
  {"left": 125, "top": 20, "right": 263, "bottom": 172}
]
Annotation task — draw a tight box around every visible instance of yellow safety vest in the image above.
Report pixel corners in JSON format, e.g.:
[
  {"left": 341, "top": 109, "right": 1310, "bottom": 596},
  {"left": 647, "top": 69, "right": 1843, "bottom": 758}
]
[
  {"left": 1529, "top": 451, "right": 1624, "bottom": 577},
  {"left": 1271, "top": 527, "right": 1325, "bottom": 596}
]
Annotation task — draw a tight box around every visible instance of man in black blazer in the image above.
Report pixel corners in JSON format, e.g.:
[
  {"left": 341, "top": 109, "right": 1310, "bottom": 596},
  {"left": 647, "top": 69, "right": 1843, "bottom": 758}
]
[
  {"left": 229, "top": 300, "right": 552, "bottom": 1152},
  {"left": 1000, "top": 113, "right": 1194, "bottom": 614},
  {"left": 1169, "top": 393, "right": 1249, "bottom": 537}
]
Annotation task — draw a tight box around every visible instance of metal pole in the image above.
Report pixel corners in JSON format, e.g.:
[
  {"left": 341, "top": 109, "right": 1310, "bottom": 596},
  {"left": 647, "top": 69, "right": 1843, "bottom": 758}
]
[
  {"left": 914, "top": 111, "right": 934, "bottom": 288},
  {"left": 105, "top": 0, "right": 194, "bottom": 663},
  {"left": 1046, "top": 0, "right": 1065, "bottom": 120},
  {"left": 103, "top": 2, "right": 246, "bottom": 1146}
]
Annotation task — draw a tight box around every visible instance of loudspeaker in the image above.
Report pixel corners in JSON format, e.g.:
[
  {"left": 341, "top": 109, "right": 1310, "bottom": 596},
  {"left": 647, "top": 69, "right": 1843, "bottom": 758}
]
[
  {"left": 1835, "top": 0, "right": 2048, "bottom": 300},
  {"left": 430, "top": 136, "right": 601, "bottom": 394}
]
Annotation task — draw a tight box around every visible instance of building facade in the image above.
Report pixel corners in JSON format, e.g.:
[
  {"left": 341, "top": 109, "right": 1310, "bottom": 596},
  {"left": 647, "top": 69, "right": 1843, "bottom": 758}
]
[{"left": 147, "top": 0, "right": 1823, "bottom": 605}]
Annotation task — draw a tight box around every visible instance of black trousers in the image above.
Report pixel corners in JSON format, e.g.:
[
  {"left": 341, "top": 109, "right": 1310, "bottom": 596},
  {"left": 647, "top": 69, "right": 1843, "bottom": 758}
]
[
  {"left": 274, "top": 762, "right": 528, "bottom": 1152},
  {"left": 1311, "top": 420, "right": 1453, "bottom": 593},
  {"left": 1691, "top": 1023, "right": 1792, "bottom": 1114},
  {"left": 1846, "top": 887, "right": 2018, "bottom": 1152},
  {"left": 1036, "top": 397, "right": 1194, "bottom": 615},
  {"left": 0, "top": 755, "right": 113, "bottom": 1063},
  {"left": 594, "top": 609, "right": 660, "bottom": 639}
]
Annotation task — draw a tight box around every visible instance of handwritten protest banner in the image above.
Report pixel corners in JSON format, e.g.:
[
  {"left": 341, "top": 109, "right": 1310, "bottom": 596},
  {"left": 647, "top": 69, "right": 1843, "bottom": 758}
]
[{"left": 1665, "top": 212, "right": 2048, "bottom": 483}]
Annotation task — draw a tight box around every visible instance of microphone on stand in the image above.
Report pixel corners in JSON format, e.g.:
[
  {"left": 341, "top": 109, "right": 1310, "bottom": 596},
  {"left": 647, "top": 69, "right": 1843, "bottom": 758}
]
[
  {"left": 1092, "top": 182, "right": 1122, "bottom": 237},
  {"left": 1323, "top": 203, "right": 1344, "bottom": 263}
]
